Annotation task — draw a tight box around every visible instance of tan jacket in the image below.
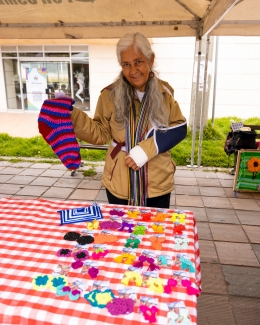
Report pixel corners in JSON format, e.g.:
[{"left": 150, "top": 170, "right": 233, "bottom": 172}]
[{"left": 71, "top": 79, "right": 186, "bottom": 199}]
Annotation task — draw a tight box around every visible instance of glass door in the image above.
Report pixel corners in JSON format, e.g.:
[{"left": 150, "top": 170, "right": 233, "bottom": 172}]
[{"left": 19, "top": 61, "right": 71, "bottom": 111}]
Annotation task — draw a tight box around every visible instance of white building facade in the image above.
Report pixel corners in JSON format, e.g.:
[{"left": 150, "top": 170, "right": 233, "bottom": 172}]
[{"left": 0, "top": 36, "right": 259, "bottom": 120}]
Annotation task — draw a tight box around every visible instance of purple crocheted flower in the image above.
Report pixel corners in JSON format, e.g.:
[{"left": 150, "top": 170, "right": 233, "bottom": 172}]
[
  {"left": 88, "top": 267, "right": 99, "bottom": 279},
  {"left": 71, "top": 260, "right": 83, "bottom": 269},
  {"left": 73, "top": 250, "right": 89, "bottom": 261}
]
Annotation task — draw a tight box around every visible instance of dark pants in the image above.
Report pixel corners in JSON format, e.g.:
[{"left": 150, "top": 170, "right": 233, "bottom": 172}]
[{"left": 106, "top": 189, "right": 171, "bottom": 209}]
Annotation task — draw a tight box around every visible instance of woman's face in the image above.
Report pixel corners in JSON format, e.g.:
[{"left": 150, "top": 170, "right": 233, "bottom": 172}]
[{"left": 121, "top": 46, "right": 154, "bottom": 92}]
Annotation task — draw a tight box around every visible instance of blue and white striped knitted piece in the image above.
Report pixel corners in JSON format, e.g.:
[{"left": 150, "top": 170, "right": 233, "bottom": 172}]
[{"left": 58, "top": 202, "right": 103, "bottom": 225}]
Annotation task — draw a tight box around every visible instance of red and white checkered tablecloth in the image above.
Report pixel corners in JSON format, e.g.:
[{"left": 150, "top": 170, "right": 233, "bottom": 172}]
[{"left": 0, "top": 198, "right": 201, "bottom": 325}]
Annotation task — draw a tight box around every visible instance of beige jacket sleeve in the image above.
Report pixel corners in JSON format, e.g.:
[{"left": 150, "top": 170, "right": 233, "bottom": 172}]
[{"left": 70, "top": 91, "right": 112, "bottom": 145}]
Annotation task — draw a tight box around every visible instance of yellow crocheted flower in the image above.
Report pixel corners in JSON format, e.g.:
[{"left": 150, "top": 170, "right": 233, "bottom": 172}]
[{"left": 96, "top": 292, "right": 114, "bottom": 305}]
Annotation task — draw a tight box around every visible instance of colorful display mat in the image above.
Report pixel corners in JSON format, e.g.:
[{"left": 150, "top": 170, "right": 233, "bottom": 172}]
[
  {"left": 234, "top": 150, "right": 260, "bottom": 192},
  {"left": 0, "top": 198, "right": 201, "bottom": 325}
]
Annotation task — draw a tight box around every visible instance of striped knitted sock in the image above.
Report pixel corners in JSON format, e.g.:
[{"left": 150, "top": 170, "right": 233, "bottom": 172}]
[{"left": 38, "top": 98, "right": 81, "bottom": 170}]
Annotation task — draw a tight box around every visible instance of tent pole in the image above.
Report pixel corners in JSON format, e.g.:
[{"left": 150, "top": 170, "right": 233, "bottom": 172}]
[
  {"left": 197, "top": 35, "right": 210, "bottom": 167},
  {"left": 190, "top": 38, "right": 202, "bottom": 167},
  {"left": 211, "top": 35, "right": 219, "bottom": 126}
]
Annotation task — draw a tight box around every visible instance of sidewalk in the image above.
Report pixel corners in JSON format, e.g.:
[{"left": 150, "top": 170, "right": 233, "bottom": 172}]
[{"left": 0, "top": 159, "right": 259, "bottom": 324}]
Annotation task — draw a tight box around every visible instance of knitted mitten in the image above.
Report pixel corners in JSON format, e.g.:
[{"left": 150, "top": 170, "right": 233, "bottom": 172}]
[{"left": 38, "top": 97, "right": 81, "bottom": 170}]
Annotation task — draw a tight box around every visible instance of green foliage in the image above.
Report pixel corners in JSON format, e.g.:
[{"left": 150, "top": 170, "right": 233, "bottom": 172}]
[
  {"left": 83, "top": 168, "right": 97, "bottom": 177},
  {"left": 1, "top": 116, "right": 260, "bottom": 168}
]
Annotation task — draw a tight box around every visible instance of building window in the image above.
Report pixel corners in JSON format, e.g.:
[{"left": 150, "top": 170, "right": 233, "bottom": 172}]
[{"left": 1, "top": 45, "right": 90, "bottom": 112}]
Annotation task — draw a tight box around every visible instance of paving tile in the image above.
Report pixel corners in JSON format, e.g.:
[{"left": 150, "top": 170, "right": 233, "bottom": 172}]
[
  {"left": 194, "top": 171, "right": 217, "bottom": 178},
  {"left": 197, "top": 295, "right": 235, "bottom": 325},
  {"left": 94, "top": 189, "right": 109, "bottom": 203},
  {"left": 41, "top": 187, "right": 74, "bottom": 199},
  {"left": 0, "top": 194, "right": 12, "bottom": 198},
  {"left": 68, "top": 189, "right": 99, "bottom": 201},
  {"left": 30, "top": 163, "right": 53, "bottom": 169},
  {"left": 198, "top": 240, "right": 219, "bottom": 263},
  {"left": 216, "top": 172, "right": 234, "bottom": 180},
  {"left": 0, "top": 167, "right": 4, "bottom": 172},
  {"left": 49, "top": 164, "right": 67, "bottom": 170},
  {"left": 219, "top": 179, "right": 235, "bottom": 188},
  {"left": 16, "top": 185, "right": 49, "bottom": 197},
  {"left": 206, "top": 207, "right": 239, "bottom": 224},
  {"left": 174, "top": 176, "right": 197, "bottom": 186},
  {"left": 174, "top": 185, "right": 200, "bottom": 195},
  {"left": 197, "top": 178, "right": 222, "bottom": 187},
  {"left": 53, "top": 178, "right": 82, "bottom": 188},
  {"left": 200, "top": 263, "right": 228, "bottom": 294},
  {"left": 12, "top": 195, "right": 39, "bottom": 200},
  {"left": 199, "top": 186, "right": 226, "bottom": 197},
  {"left": 242, "top": 225, "right": 260, "bottom": 243},
  {"left": 224, "top": 187, "right": 254, "bottom": 198},
  {"left": 210, "top": 223, "right": 248, "bottom": 242},
  {"left": 222, "top": 265, "right": 260, "bottom": 298},
  {"left": 40, "top": 169, "right": 67, "bottom": 178},
  {"left": 169, "top": 194, "right": 175, "bottom": 206},
  {"left": 196, "top": 222, "right": 213, "bottom": 240},
  {"left": 11, "top": 162, "right": 34, "bottom": 168},
  {"left": 229, "top": 197, "right": 260, "bottom": 211},
  {"left": 0, "top": 184, "right": 24, "bottom": 195},
  {"left": 62, "top": 171, "right": 84, "bottom": 179},
  {"left": 95, "top": 166, "right": 104, "bottom": 173},
  {"left": 19, "top": 168, "right": 46, "bottom": 176},
  {"left": 235, "top": 210, "right": 260, "bottom": 226},
  {"left": 0, "top": 174, "right": 15, "bottom": 183},
  {"left": 252, "top": 192, "right": 260, "bottom": 199},
  {"left": 177, "top": 206, "right": 208, "bottom": 222},
  {"left": 252, "top": 244, "right": 260, "bottom": 262},
  {"left": 202, "top": 196, "right": 233, "bottom": 209},
  {"left": 42, "top": 197, "right": 65, "bottom": 201},
  {"left": 174, "top": 170, "right": 195, "bottom": 178},
  {"left": 30, "top": 177, "right": 59, "bottom": 187},
  {"left": 176, "top": 194, "right": 204, "bottom": 208},
  {"left": 229, "top": 296, "right": 260, "bottom": 325},
  {"left": 6, "top": 175, "right": 36, "bottom": 185},
  {"left": 77, "top": 179, "right": 102, "bottom": 189},
  {"left": 0, "top": 161, "right": 12, "bottom": 167},
  {"left": 0, "top": 167, "right": 25, "bottom": 175},
  {"left": 215, "top": 242, "right": 259, "bottom": 266}
]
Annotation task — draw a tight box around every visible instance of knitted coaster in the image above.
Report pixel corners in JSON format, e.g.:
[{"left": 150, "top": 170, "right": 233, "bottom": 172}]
[{"left": 38, "top": 98, "right": 81, "bottom": 170}]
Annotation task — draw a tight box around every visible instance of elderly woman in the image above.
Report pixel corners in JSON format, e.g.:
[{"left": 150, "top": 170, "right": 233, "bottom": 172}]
[{"left": 71, "top": 32, "right": 187, "bottom": 208}]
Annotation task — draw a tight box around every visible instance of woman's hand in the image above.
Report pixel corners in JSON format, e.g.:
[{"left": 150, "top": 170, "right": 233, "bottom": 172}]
[{"left": 125, "top": 155, "right": 140, "bottom": 171}]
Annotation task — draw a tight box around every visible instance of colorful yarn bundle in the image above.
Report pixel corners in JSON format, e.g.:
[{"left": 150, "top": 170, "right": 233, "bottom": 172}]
[{"left": 38, "top": 97, "right": 81, "bottom": 170}]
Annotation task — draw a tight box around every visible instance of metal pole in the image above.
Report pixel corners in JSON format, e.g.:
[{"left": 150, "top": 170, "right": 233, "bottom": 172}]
[
  {"left": 211, "top": 36, "right": 219, "bottom": 126},
  {"left": 197, "top": 36, "right": 210, "bottom": 167},
  {"left": 190, "top": 38, "right": 202, "bottom": 167}
]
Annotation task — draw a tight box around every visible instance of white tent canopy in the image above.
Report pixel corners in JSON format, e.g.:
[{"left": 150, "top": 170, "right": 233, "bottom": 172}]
[{"left": 0, "top": 0, "right": 259, "bottom": 40}]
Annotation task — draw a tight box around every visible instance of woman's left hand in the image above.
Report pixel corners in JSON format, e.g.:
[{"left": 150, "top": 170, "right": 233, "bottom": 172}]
[{"left": 125, "top": 155, "right": 140, "bottom": 171}]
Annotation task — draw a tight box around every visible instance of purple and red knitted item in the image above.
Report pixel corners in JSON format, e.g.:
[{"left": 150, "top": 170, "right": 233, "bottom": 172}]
[{"left": 38, "top": 98, "right": 81, "bottom": 170}]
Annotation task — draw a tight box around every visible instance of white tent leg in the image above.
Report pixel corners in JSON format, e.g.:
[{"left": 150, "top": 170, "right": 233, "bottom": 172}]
[
  {"left": 190, "top": 38, "right": 202, "bottom": 167},
  {"left": 197, "top": 35, "right": 210, "bottom": 167}
]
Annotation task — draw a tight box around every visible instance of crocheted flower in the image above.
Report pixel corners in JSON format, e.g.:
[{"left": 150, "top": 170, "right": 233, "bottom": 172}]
[
  {"left": 57, "top": 248, "right": 72, "bottom": 257},
  {"left": 73, "top": 250, "right": 89, "bottom": 261},
  {"left": 247, "top": 157, "right": 260, "bottom": 172},
  {"left": 32, "top": 274, "right": 52, "bottom": 291},
  {"left": 50, "top": 275, "right": 68, "bottom": 291},
  {"left": 71, "top": 260, "right": 84, "bottom": 269}
]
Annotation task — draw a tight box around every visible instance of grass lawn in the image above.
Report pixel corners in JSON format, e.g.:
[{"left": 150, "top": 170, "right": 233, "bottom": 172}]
[{"left": 0, "top": 116, "right": 259, "bottom": 168}]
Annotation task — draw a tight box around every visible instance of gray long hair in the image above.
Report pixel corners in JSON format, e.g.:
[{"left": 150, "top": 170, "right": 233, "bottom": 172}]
[{"left": 111, "top": 32, "right": 169, "bottom": 129}]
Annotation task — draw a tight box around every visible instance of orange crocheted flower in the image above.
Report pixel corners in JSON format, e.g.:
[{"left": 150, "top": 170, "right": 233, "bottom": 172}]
[{"left": 247, "top": 157, "right": 260, "bottom": 173}]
